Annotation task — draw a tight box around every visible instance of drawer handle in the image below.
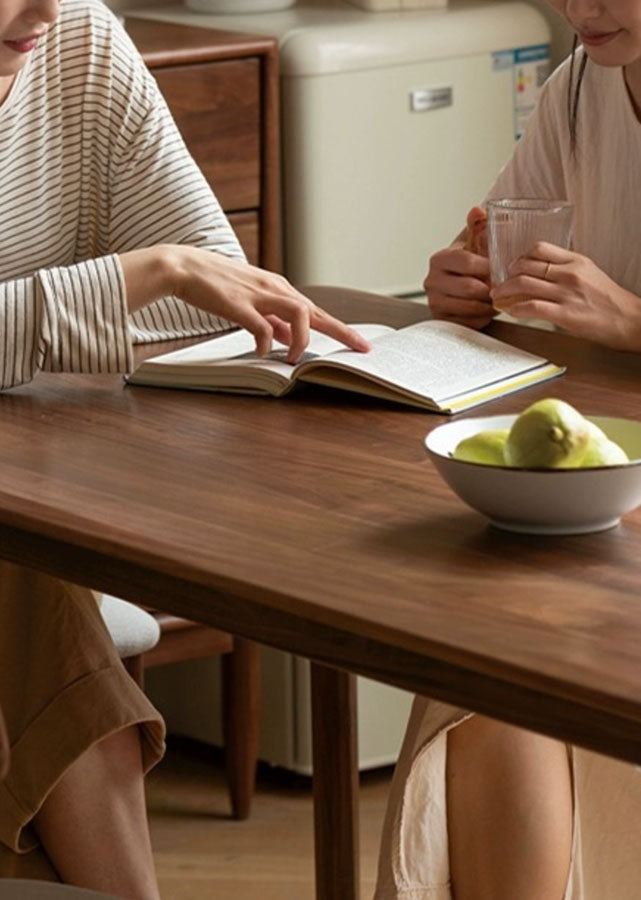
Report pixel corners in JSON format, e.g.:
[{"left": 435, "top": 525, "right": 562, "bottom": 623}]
[{"left": 410, "top": 86, "right": 453, "bottom": 112}]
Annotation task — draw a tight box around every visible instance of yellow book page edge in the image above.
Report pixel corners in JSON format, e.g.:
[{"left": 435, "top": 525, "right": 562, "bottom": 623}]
[{"left": 446, "top": 365, "right": 566, "bottom": 412}]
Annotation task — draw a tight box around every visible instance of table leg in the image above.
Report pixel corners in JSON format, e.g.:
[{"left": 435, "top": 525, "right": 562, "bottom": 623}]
[
  {"left": 310, "top": 662, "right": 360, "bottom": 900},
  {"left": 0, "top": 703, "right": 8, "bottom": 781}
]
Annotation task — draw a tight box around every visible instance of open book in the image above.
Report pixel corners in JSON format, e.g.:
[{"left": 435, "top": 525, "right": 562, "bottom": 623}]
[{"left": 126, "top": 320, "right": 564, "bottom": 414}]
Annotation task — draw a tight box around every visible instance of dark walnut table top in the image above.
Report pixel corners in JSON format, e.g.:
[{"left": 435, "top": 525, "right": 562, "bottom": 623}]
[{"left": 0, "top": 286, "right": 640, "bottom": 763}]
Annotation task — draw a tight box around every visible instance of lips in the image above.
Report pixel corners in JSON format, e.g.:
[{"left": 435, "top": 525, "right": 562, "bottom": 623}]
[
  {"left": 578, "top": 29, "right": 621, "bottom": 47},
  {"left": 4, "top": 34, "right": 43, "bottom": 54}
]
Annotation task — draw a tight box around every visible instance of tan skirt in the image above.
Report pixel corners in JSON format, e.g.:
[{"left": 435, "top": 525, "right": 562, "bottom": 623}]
[
  {"left": 374, "top": 695, "right": 641, "bottom": 899},
  {"left": 0, "top": 561, "right": 165, "bottom": 878}
]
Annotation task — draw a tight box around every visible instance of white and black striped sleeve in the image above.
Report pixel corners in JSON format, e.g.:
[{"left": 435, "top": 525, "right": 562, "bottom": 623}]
[{"left": 0, "top": 255, "right": 130, "bottom": 389}]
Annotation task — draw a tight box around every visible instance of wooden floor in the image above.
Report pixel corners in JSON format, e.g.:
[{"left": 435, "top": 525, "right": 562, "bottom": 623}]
[{"left": 146, "top": 738, "right": 394, "bottom": 900}]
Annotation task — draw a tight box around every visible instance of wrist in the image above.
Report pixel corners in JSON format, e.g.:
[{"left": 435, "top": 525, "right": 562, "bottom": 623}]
[
  {"left": 604, "top": 292, "right": 641, "bottom": 353},
  {"left": 616, "top": 290, "right": 641, "bottom": 352},
  {"left": 119, "top": 244, "right": 184, "bottom": 313},
  {"left": 158, "top": 244, "right": 190, "bottom": 299}
]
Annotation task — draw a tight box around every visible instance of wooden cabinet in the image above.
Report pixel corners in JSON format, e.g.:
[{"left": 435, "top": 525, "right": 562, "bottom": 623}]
[{"left": 125, "top": 19, "right": 280, "bottom": 271}]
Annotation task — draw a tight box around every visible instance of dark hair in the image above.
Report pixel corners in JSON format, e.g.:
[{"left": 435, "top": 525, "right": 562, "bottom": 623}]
[{"left": 568, "top": 35, "right": 588, "bottom": 153}]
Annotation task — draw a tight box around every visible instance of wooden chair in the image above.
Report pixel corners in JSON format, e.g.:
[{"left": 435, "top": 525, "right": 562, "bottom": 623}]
[{"left": 100, "top": 597, "right": 259, "bottom": 820}]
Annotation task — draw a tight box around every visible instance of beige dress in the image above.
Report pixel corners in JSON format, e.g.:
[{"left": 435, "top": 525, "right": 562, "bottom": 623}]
[
  {"left": 373, "top": 696, "right": 641, "bottom": 899},
  {"left": 0, "top": 561, "right": 165, "bottom": 878}
]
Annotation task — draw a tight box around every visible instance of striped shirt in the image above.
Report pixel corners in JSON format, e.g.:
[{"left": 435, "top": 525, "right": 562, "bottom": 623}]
[{"left": 0, "top": 0, "right": 243, "bottom": 390}]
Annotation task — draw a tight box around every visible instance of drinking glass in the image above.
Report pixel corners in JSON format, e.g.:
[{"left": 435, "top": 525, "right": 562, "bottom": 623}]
[{"left": 487, "top": 199, "right": 573, "bottom": 311}]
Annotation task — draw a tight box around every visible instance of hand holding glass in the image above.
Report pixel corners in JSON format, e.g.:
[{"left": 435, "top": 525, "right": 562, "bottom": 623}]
[{"left": 487, "top": 199, "right": 573, "bottom": 311}]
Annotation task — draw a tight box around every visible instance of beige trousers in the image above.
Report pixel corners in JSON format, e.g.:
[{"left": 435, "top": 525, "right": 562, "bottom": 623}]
[
  {"left": 0, "top": 561, "right": 165, "bottom": 878},
  {"left": 374, "top": 696, "right": 641, "bottom": 899}
]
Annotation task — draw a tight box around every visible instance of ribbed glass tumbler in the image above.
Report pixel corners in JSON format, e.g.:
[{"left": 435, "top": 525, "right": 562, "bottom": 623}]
[{"left": 487, "top": 198, "right": 573, "bottom": 311}]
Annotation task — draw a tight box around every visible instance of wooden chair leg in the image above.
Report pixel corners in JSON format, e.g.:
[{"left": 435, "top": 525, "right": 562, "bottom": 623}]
[{"left": 222, "top": 636, "right": 260, "bottom": 820}]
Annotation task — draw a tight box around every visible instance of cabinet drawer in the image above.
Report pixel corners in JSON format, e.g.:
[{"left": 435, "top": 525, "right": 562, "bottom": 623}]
[
  {"left": 152, "top": 59, "right": 261, "bottom": 212},
  {"left": 228, "top": 211, "right": 259, "bottom": 266}
]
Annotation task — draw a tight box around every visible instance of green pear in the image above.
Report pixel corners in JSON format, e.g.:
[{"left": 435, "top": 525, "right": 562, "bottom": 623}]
[
  {"left": 504, "top": 398, "right": 591, "bottom": 469},
  {"left": 452, "top": 429, "right": 509, "bottom": 466},
  {"left": 579, "top": 421, "right": 629, "bottom": 467}
]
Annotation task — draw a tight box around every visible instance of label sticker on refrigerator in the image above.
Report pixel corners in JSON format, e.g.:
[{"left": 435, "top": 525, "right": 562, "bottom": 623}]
[{"left": 492, "top": 44, "right": 551, "bottom": 140}]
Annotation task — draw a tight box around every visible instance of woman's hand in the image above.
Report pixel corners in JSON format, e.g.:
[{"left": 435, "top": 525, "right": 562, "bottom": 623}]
[
  {"left": 120, "top": 245, "right": 371, "bottom": 362},
  {"left": 424, "top": 206, "right": 495, "bottom": 330},
  {"left": 491, "top": 242, "right": 641, "bottom": 352}
]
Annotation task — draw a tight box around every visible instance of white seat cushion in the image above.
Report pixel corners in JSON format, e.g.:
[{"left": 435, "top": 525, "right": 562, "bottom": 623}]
[{"left": 99, "top": 595, "right": 161, "bottom": 659}]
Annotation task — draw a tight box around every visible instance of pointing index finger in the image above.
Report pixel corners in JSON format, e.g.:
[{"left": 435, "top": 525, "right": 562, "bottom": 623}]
[{"left": 310, "top": 309, "right": 371, "bottom": 353}]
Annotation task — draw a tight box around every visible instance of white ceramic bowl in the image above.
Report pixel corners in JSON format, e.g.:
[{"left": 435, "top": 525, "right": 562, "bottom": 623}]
[{"left": 424, "top": 414, "right": 641, "bottom": 534}]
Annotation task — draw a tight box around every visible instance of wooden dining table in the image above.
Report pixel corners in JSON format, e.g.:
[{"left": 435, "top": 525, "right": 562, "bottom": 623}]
[{"left": 1, "top": 286, "right": 641, "bottom": 899}]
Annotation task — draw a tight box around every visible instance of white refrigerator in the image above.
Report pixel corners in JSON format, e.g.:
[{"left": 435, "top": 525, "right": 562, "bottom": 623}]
[{"left": 131, "top": 0, "right": 550, "bottom": 771}]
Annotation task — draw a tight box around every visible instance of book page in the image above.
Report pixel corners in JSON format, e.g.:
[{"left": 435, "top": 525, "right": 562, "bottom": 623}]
[
  {"left": 128, "top": 323, "right": 393, "bottom": 391},
  {"left": 298, "top": 320, "right": 549, "bottom": 403},
  {"left": 136, "top": 323, "right": 392, "bottom": 371}
]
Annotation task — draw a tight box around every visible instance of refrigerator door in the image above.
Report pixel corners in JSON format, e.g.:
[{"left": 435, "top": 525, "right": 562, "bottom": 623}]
[{"left": 279, "top": 3, "right": 551, "bottom": 295}]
